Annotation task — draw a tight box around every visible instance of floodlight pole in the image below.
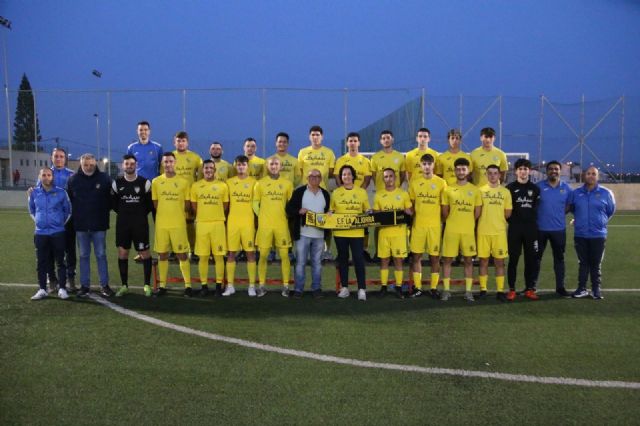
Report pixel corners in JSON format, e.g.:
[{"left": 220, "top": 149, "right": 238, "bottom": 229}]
[
  {"left": 620, "top": 95, "right": 625, "bottom": 180},
  {"left": 579, "top": 94, "right": 585, "bottom": 183},
  {"left": 106, "top": 91, "right": 111, "bottom": 177},
  {"left": 538, "top": 95, "right": 544, "bottom": 168},
  {"left": 261, "top": 88, "right": 267, "bottom": 158},
  {"left": 94, "top": 113, "right": 100, "bottom": 159},
  {"left": 0, "top": 18, "right": 11, "bottom": 186},
  {"left": 420, "top": 87, "right": 425, "bottom": 128},
  {"left": 343, "top": 88, "right": 348, "bottom": 148}
]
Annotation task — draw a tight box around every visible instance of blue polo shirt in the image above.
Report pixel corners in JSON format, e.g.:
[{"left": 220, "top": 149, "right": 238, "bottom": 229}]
[
  {"left": 536, "top": 180, "right": 572, "bottom": 231},
  {"left": 568, "top": 184, "right": 616, "bottom": 238},
  {"left": 51, "top": 167, "right": 74, "bottom": 189},
  {"left": 127, "top": 140, "right": 163, "bottom": 180}
]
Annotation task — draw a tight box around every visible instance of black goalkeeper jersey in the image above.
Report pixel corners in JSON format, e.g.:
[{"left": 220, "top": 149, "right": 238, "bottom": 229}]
[
  {"left": 506, "top": 180, "right": 540, "bottom": 225},
  {"left": 111, "top": 175, "right": 152, "bottom": 219}
]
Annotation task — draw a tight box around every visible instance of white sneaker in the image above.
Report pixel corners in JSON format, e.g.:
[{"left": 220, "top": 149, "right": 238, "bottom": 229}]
[
  {"left": 257, "top": 286, "right": 267, "bottom": 297},
  {"left": 464, "top": 291, "right": 475, "bottom": 303},
  {"left": 337, "top": 287, "right": 350, "bottom": 298},
  {"left": 31, "top": 289, "right": 48, "bottom": 300},
  {"left": 57, "top": 288, "right": 69, "bottom": 300},
  {"left": 281, "top": 287, "right": 289, "bottom": 298},
  {"left": 222, "top": 285, "right": 235, "bottom": 296},
  {"left": 357, "top": 289, "right": 367, "bottom": 301},
  {"left": 440, "top": 291, "right": 451, "bottom": 301},
  {"left": 248, "top": 286, "right": 257, "bottom": 297}
]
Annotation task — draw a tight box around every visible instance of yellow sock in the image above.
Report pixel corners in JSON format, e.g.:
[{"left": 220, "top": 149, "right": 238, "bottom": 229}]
[
  {"left": 226, "top": 261, "right": 236, "bottom": 285},
  {"left": 380, "top": 269, "right": 389, "bottom": 286},
  {"left": 247, "top": 260, "right": 256, "bottom": 285},
  {"left": 158, "top": 259, "right": 168, "bottom": 287},
  {"left": 179, "top": 259, "right": 191, "bottom": 288},
  {"left": 465, "top": 277, "right": 473, "bottom": 292},
  {"left": 198, "top": 257, "right": 209, "bottom": 286},
  {"left": 430, "top": 273, "right": 440, "bottom": 290},
  {"left": 443, "top": 278, "right": 450, "bottom": 291},
  {"left": 394, "top": 270, "right": 403, "bottom": 286},
  {"left": 479, "top": 275, "right": 488, "bottom": 291},
  {"left": 214, "top": 255, "right": 224, "bottom": 284},
  {"left": 496, "top": 275, "right": 505, "bottom": 292},
  {"left": 279, "top": 249, "right": 290, "bottom": 285},
  {"left": 258, "top": 252, "right": 268, "bottom": 285},
  {"left": 413, "top": 272, "right": 422, "bottom": 289}
]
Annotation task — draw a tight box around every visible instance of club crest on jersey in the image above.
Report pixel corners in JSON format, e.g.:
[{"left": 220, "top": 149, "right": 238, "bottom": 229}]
[
  {"left": 396, "top": 195, "right": 401, "bottom": 200},
  {"left": 528, "top": 190, "right": 533, "bottom": 196},
  {"left": 431, "top": 184, "right": 436, "bottom": 189},
  {"left": 95, "top": 184, "right": 101, "bottom": 189},
  {"left": 244, "top": 183, "right": 249, "bottom": 189},
  {"left": 468, "top": 191, "right": 473, "bottom": 196},
  {"left": 134, "top": 186, "right": 140, "bottom": 193},
  {"left": 493, "top": 156, "right": 499, "bottom": 161}
]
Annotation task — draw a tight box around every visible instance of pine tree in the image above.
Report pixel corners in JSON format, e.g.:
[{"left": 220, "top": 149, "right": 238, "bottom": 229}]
[{"left": 13, "top": 73, "right": 41, "bottom": 151}]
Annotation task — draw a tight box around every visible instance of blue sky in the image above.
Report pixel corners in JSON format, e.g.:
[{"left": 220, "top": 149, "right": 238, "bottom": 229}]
[{"left": 2, "top": 0, "right": 639, "bottom": 169}]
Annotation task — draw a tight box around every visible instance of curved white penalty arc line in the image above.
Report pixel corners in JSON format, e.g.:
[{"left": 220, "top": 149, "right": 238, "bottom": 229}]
[{"left": 88, "top": 294, "right": 640, "bottom": 390}]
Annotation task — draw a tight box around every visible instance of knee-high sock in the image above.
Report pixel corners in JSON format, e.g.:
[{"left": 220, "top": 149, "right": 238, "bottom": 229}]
[
  {"left": 179, "top": 259, "right": 191, "bottom": 288},
  {"left": 258, "top": 250, "right": 268, "bottom": 285},
  {"left": 247, "top": 260, "right": 256, "bottom": 285},
  {"left": 226, "top": 261, "right": 236, "bottom": 285},
  {"left": 380, "top": 269, "right": 389, "bottom": 286},
  {"left": 479, "top": 275, "right": 488, "bottom": 291},
  {"left": 394, "top": 270, "right": 403, "bottom": 287},
  {"left": 214, "top": 255, "right": 224, "bottom": 284},
  {"left": 496, "top": 275, "right": 505, "bottom": 292},
  {"left": 279, "top": 248, "right": 290, "bottom": 286},
  {"left": 158, "top": 259, "right": 169, "bottom": 288},
  {"left": 443, "top": 277, "right": 450, "bottom": 291},
  {"left": 143, "top": 258, "right": 152, "bottom": 286},
  {"left": 413, "top": 272, "right": 422, "bottom": 289},
  {"left": 118, "top": 258, "right": 128, "bottom": 286},
  {"left": 430, "top": 273, "right": 440, "bottom": 290},
  {"left": 465, "top": 277, "right": 473, "bottom": 292},
  {"left": 198, "top": 258, "right": 209, "bottom": 286}
]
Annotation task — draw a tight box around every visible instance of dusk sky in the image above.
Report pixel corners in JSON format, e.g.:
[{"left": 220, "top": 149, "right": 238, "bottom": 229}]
[{"left": 2, "top": 0, "right": 639, "bottom": 169}]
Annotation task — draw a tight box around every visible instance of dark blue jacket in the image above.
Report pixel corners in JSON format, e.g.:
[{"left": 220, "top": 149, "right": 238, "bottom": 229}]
[
  {"left": 66, "top": 168, "right": 112, "bottom": 232},
  {"left": 28, "top": 184, "right": 71, "bottom": 235},
  {"left": 568, "top": 184, "right": 616, "bottom": 238}
]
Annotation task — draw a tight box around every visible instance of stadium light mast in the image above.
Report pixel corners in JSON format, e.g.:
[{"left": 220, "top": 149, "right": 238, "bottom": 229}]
[
  {"left": 93, "top": 113, "right": 100, "bottom": 160},
  {"left": 1, "top": 16, "right": 13, "bottom": 187}
]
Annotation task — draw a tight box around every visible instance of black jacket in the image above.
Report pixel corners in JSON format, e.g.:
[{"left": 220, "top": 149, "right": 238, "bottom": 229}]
[
  {"left": 67, "top": 168, "right": 112, "bottom": 232},
  {"left": 286, "top": 185, "right": 331, "bottom": 241}
]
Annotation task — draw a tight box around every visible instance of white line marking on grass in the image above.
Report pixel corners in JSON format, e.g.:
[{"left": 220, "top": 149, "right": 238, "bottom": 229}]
[{"left": 86, "top": 294, "right": 640, "bottom": 390}]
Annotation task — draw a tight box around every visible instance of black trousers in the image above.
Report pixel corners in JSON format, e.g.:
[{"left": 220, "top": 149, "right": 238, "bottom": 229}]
[
  {"left": 507, "top": 223, "right": 538, "bottom": 290},
  {"left": 47, "top": 220, "right": 76, "bottom": 281},
  {"left": 534, "top": 230, "right": 567, "bottom": 291},
  {"left": 574, "top": 237, "right": 606, "bottom": 291},
  {"left": 334, "top": 236, "right": 366, "bottom": 290},
  {"left": 36, "top": 232, "right": 67, "bottom": 290}
]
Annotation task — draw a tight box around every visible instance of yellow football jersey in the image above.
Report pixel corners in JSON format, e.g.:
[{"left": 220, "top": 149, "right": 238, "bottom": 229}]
[
  {"left": 248, "top": 156, "right": 266, "bottom": 179},
  {"left": 334, "top": 153, "right": 372, "bottom": 188},
  {"left": 213, "top": 159, "right": 232, "bottom": 182},
  {"left": 477, "top": 184, "right": 512, "bottom": 235},
  {"left": 226, "top": 176, "right": 257, "bottom": 224},
  {"left": 373, "top": 188, "right": 412, "bottom": 237},
  {"left": 253, "top": 176, "right": 293, "bottom": 225},
  {"left": 169, "top": 150, "right": 203, "bottom": 187},
  {"left": 370, "top": 149, "right": 405, "bottom": 192},
  {"left": 190, "top": 179, "right": 229, "bottom": 223},
  {"left": 442, "top": 182, "right": 482, "bottom": 234},
  {"left": 405, "top": 147, "right": 439, "bottom": 182},
  {"left": 470, "top": 146, "right": 508, "bottom": 186},
  {"left": 272, "top": 153, "right": 301, "bottom": 187},
  {"left": 152, "top": 174, "right": 190, "bottom": 228},
  {"left": 297, "top": 146, "right": 336, "bottom": 189},
  {"left": 409, "top": 175, "right": 447, "bottom": 228},
  {"left": 330, "top": 186, "right": 370, "bottom": 238},
  {"left": 436, "top": 150, "right": 473, "bottom": 185}
]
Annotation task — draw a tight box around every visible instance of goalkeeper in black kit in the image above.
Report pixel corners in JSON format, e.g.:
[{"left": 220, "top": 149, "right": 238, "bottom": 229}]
[
  {"left": 505, "top": 158, "right": 540, "bottom": 301},
  {"left": 111, "top": 154, "right": 154, "bottom": 297}
]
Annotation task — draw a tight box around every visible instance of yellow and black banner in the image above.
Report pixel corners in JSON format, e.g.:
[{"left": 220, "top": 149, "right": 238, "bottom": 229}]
[{"left": 305, "top": 210, "right": 409, "bottom": 230}]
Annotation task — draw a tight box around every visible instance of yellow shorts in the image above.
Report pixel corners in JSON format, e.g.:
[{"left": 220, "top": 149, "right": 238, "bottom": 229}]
[
  {"left": 227, "top": 224, "right": 256, "bottom": 252},
  {"left": 477, "top": 233, "right": 508, "bottom": 259},
  {"left": 377, "top": 234, "right": 407, "bottom": 258},
  {"left": 154, "top": 226, "right": 190, "bottom": 254},
  {"left": 256, "top": 226, "right": 291, "bottom": 250},
  {"left": 194, "top": 221, "right": 227, "bottom": 256},
  {"left": 442, "top": 231, "right": 476, "bottom": 258},
  {"left": 409, "top": 226, "right": 442, "bottom": 256}
]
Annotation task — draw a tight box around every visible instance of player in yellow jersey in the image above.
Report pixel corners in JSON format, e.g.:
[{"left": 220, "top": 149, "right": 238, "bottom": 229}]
[
  {"left": 373, "top": 168, "right": 412, "bottom": 298},
  {"left": 190, "top": 160, "right": 229, "bottom": 297},
  {"left": 405, "top": 128, "right": 439, "bottom": 183},
  {"left": 240, "top": 137, "right": 266, "bottom": 179},
  {"left": 253, "top": 156, "right": 294, "bottom": 297},
  {"left": 208, "top": 141, "right": 232, "bottom": 182},
  {"left": 331, "top": 165, "right": 371, "bottom": 301},
  {"left": 477, "top": 164, "right": 512, "bottom": 302},
  {"left": 470, "top": 127, "right": 508, "bottom": 187},
  {"left": 441, "top": 157, "right": 483, "bottom": 302},
  {"left": 436, "top": 129, "right": 473, "bottom": 185},
  {"left": 152, "top": 152, "right": 193, "bottom": 297},
  {"left": 334, "top": 132, "right": 372, "bottom": 189},
  {"left": 222, "top": 155, "right": 258, "bottom": 296},
  {"left": 370, "top": 130, "right": 405, "bottom": 193},
  {"left": 408, "top": 154, "right": 447, "bottom": 299},
  {"left": 272, "top": 132, "right": 301, "bottom": 187}
]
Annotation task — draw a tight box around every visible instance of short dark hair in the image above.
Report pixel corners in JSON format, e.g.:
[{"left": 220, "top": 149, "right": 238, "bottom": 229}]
[
  {"left": 480, "top": 127, "right": 496, "bottom": 138},
  {"left": 52, "top": 147, "right": 67, "bottom": 155},
  {"left": 417, "top": 128, "right": 431, "bottom": 135},
  {"left": 454, "top": 158, "right": 470, "bottom": 168},
  {"left": 309, "top": 125, "right": 323, "bottom": 135},
  {"left": 234, "top": 155, "right": 249, "bottom": 164},
  {"left": 275, "top": 132, "right": 289, "bottom": 141},
  {"left": 346, "top": 132, "right": 360, "bottom": 140},
  {"left": 137, "top": 121, "right": 150, "bottom": 128},
  {"left": 203, "top": 159, "right": 214, "bottom": 166},
  {"left": 514, "top": 158, "right": 532, "bottom": 169},
  {"left": 382, "top": 168, "right": 396, "bottom": 175},
  {"left": 420, "top": 153, "right": 435, "bottom": 164},
  {"left": 210, "top": 141, "right": 223, "bottom": 148},
  {"left": 486, "top": 164, "right": 500, "bottom": 172},
  {"left": 244, "top": 137, "right": 257, "bottom": 144},
  {"left": 162, "top": 152, "right": 175, "bottom": 159},
  {"left": 122, "top": 154, "right": 136, "bottom": 162},
  {"left": 380, "top": 130, "right": 393, "bottom": 138},
  {"left": 546, "top": 160, "right": 561, "bottom": 170},
  {"left": 174, "top": 131, "right": 189, "bottom": 140},
  {"left": 339, "top": 164, "right": 357, "bottom": 181},
  {"left": 447, "top": 129, "right": 462, "bottom": 139}
]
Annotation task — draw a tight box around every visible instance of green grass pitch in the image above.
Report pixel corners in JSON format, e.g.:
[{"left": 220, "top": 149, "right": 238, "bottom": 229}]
[{"left": 1, "top": 209, "right": 639, "bottom": 425}]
